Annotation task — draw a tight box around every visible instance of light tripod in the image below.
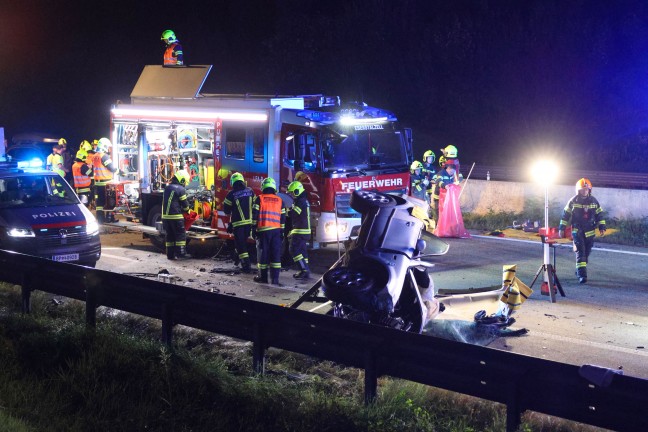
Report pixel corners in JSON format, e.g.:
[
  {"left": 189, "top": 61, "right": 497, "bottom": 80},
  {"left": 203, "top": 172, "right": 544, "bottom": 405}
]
[{"left": 528, "top": 179, "right": 565, "bottom": 303}]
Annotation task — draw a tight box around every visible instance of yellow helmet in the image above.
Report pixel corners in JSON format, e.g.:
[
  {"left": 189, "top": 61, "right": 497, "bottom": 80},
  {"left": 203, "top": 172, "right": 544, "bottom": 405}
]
[
  {"left": 287, "top": 180, "right": 304, "bottom": 197},
  {"left": 175, "top": 169, "right": 190, "bottom": 186},
  {"left": 423, "top": 150, "right": 435, "bottom": 164},
  {"left": 75, "top": 149, "right": 87, "bottom": 160},
  {"left": 161, "top": 29, "right": 178, "bottom": 44},
  {"left": 442, "top": 145, "right": 458, "bottom": 158},
  {"left": 230, "top": 172, "right": 244, "bottom": 186},
  {"left": 58, "top": 138, "right": 67, "bottom": 146},
  {"left": 410, "top": 160, "right": 423, "bottom": 174},
  {"left": 261, "top": 177, "right": 277, "bottom": 192},
  {"left": 80, "top": 140, "right": 92, "bottom": 152}
]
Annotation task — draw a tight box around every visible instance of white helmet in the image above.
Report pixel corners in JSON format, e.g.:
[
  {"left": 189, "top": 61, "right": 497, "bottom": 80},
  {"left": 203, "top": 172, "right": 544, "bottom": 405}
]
[{"left": 97, "top": 137, "right": 112, "bottom": 152}]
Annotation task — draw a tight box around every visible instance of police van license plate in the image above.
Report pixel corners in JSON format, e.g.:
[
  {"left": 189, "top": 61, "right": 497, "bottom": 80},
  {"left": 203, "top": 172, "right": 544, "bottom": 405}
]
[{"left": 52, "top": 254, "right": 79, "bottom": 262}]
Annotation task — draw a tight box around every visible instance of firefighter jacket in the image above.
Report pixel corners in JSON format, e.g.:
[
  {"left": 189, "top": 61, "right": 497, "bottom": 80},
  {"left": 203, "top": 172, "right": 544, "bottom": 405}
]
[
  {"left": 72, "top": 160, "right": 93, "bottom": 192},
  {"left": 422, "top": 163, "right": 436, "bottom": 195},
  {"left": 433, "top": 168, "right": 464, "bottom": 200},
  {"left": 93, "top": 152, "right": 117, "bottom": 185},
  {"left": 558, "top": 194, "right": 606, "bottom": 238},
  {"left": 164, "top": 42, "right": 184, "bottom": 65},
  {"left": 252, "top": 193, "right": 285, "bottom": 232},
  {"left": 162, "top": 180, "right": 190, "bottom": 221},
  {"left": 47, "top": 153, "right": 65, "bottom": 177},
  {"left": 410, "top": 172, "right": 428, "bottom": 201},
  {"left": 288, "top": 191, "right": 311, "bottom": 236},
  {"left": 223, "top": 182, "right": 254, "bottom": 227}
]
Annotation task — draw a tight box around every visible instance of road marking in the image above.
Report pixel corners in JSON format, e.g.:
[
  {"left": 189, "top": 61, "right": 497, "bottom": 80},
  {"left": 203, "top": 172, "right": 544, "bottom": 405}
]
[
  {"left": 473, "top": 235, "right": 648, "bottom": 257},
  {"left": 532, "top": 330, "right": 648, "bottom": 357},
  {"left": 309, "top": 301, "right": 332, "bottom": 313},
  {"left": 101, "top": 252, "right": 134, "bottom": 262}
]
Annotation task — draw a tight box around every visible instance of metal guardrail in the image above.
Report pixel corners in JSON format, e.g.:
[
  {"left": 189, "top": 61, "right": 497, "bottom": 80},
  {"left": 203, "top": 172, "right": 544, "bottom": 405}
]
[
  {"left": 467, "top": 165, "right": 648, "bottom": 189},
  {"left": 1, "top": 249, "right": 647, "bottom": 432}
]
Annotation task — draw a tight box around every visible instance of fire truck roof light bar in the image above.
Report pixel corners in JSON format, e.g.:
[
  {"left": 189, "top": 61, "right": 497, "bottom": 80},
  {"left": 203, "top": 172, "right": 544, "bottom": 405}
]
[
  {"left": 111, "top": 107, "right": 267, "bottom": 122},
  {"left": 339, "top": 116, "right": 389, "bottom": 126}
]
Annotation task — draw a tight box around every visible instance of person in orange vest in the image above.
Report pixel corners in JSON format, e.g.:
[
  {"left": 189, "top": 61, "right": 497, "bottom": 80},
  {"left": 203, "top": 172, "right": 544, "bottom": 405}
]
[
  {"left": 161, "top": 29, "right": 184, "bottom": 66},
  {"left": 252, "top": 177, "right": 286, "bottom": 285},
  {"left": 93, "top": 137, "right": 117, "bottom": 223},
  {"left": 72, "top": 149, "right": 93, "bottom": 206}
]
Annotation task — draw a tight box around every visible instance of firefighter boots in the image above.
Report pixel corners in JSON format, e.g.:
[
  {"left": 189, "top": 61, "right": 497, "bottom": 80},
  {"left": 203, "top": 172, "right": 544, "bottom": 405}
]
[
  {"left": 240, "top": 258, "right": 252, "bottom": 273},
  {"left": 176, "top": 246, "right": 192, "bottom": 259},
  {"left": 293, "top": 260, "right": 310, "bottom": 279},
  {"left": 96, "top": 210, "right": 105, "bottom": 224},
  {"left": 254, "top": 268, "right": 268, "bottom": 283},
  {"left": 270, "top": 268, "right": 282, "bottom": 286},
  {"left": 166, "top": 247, "right": 176, "bottom": 260},
  {"left": 577, "top": 267, "right": 587, "bottom": 284}
]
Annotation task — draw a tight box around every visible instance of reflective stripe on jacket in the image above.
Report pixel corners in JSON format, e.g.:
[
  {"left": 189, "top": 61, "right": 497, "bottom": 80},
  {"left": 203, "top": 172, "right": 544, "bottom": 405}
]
[
  {"left": 72, "top": 161, "right": 92, "bottom": 190},
  {"left": 93, "top": 152, "right": 115, "bottom": 184},
  {"left": 254, "top": 194, "right": 284, "bottom": 231}
]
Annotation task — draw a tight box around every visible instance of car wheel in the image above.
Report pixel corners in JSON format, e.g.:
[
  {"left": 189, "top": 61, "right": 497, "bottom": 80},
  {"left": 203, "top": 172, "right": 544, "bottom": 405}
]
[
  {"left": 350, "top": 189, "right": 397, "bottom": 213},
  {"left": 322, "top": 266, "right": 375, "bottom": 304}
]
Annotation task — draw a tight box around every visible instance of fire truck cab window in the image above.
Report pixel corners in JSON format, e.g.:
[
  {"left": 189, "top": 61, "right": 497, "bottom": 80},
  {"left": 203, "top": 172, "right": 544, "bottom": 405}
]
[
  {"left": 252, "top": 128, "right": 265, "bottom": 163},
  {"left": 225, "top": 128, "right": 246, "bottom": 160},
  {"left": 286, "top": 133, "right": 316, "bottom": 172}
]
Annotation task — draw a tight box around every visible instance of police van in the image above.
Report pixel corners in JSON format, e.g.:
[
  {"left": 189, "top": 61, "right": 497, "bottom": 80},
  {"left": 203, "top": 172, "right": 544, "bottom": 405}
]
[{"left": 0, "top": 161, "right": 101, "bottom": 267}]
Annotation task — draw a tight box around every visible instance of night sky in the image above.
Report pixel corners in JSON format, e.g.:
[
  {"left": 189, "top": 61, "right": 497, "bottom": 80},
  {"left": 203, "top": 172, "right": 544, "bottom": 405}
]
[{"left": 2, "top": 0, "right": 648, "bottom": 170}]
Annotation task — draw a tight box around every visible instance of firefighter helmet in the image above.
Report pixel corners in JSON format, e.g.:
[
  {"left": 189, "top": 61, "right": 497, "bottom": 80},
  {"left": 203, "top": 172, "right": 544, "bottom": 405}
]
[
  {"left": 287, "top": 181, "right": 304, "bottom": 197},
  {"left": 58, "top": 138, "right": 67, "bottom": 146},
  {"left": 97, "top": 137, "right": 111, "bottom": 151},
  {"left": 175, "top": 169, "right": 190, "bottom": 186},
  {"left": 161, "top": 29, "right": 177, "bottom": 44},
  {"left": 75, "top": 149, "right": 87, "bottom": 160},
  {"left": 230, "top": 172, "right": 244, "bottom": 186},
  {"left": 80, "top": 140, "right": 93, "bottom": 152},
  {"left": 423, "top": 150, "right": 435, "bottom": 164},
  {"left": 442, "top": 145, "right": 458, "bottom": 158},
  {"left": 575, "top": 178, "right": 592, "bottom": 194},
  {"left": 410, "top": 161, "right": 423, "bottom": 174},
  {"left": 261, "top": 177, "right": 276, "bottom": 192}
]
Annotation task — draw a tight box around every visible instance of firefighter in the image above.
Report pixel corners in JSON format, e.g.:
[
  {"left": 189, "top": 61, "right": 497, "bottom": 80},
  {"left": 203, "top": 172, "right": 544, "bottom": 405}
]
[
  {"left": 46, "top": 145, "right": 65, "bottom": 178},
  {"left": 432, "top": 159, "right": 463, "bottom": 218},
  {"left": 422, "top": 150, "right": 436, "bottom": 216},
  {"left": 252, "top": 177, "right": 286, "bottom": 285},
  {"left": 410, "top": 161, "right": 428, "bottom": 202},
  {"left": 287, "top": 180, "right": 311, "bottom": 280},
  {"left": 558, "top": 178, "right": 607, "bottom": 284},
  {"left": 58, "top": 138, "right": 73, "bottom": 184},
  {"left": 162, "top": 169, "right": 192, "bottom": 260},
  {"left": 223, "top": 172, "right": 254, "bottom": 273},
  {"left": 93, "top": 137, "right": 118, "bottom": 223},
  {"left": 82, "top": 140, "right": 97, "bottom": 209},
  {"left": 72, "top": 149, "right": 93, "bottom": 206},
  {"left": 161, "top": 29, "right": 184, "bottom": 66}
]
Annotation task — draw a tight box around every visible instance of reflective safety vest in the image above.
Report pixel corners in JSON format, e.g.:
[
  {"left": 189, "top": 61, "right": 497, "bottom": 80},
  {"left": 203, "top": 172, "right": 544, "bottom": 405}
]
[
  {"left": 256, "top": 194, "right": 283, "bottom": 230},
  {"left": 93, "top": 152, "right": 113, "bottom": 183},
  {"left": 72, "top": 161, "right": 92, "bottom": 191},
  {"left": 164, "top": 43, "right": 183, "bottom": 65}
]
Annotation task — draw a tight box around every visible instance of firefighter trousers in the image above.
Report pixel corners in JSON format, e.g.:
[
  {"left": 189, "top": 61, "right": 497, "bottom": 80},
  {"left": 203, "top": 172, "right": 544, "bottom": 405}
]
[
  {"left": 256, "top": 229, "right": 282, "bottom": 271},
  {"left": 233, "top": 225, "right": 252, "bottom": 261},
  {"left": 572, "top": 229, "right": 594, "bottom": 277},
  {"left": 163, "top": 219, "right": 187, "bottom": 259},
  {"left": 289, "top": 233, "right": 309, "bottom": 265}
]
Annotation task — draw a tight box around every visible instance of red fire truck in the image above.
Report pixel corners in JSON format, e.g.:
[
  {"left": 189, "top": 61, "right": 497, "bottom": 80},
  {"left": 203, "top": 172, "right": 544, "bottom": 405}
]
[{"left": 108, "top": 65, "right": 414, "bottom": 248}]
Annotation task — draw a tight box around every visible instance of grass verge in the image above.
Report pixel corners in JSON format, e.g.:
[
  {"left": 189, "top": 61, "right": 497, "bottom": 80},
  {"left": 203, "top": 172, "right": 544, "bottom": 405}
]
[{"left": 0, "top": 284, "right": 608, "bottom": 432}]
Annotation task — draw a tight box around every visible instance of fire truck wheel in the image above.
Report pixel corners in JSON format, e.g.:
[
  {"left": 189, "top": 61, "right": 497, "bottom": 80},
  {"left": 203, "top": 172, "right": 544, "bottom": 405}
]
[
  {"left": 147, "top": 204, "right": 162, "bottom": 227},
  {"left": 350, "top": 190, "right": 397, "bottom": 214}
]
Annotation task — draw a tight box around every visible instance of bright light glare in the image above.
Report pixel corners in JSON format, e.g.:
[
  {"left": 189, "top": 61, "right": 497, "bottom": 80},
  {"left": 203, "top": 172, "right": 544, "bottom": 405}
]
[
  {"left": 324, "top": 221, "right": 348, "bottom": 235},
  {"left": 339, "top": 116, "right": 388, "bottom": 126},
  {"left": 111, "top": 107, "right": 267, "bottom": 122},
  {"left": 8, "top": 227, "right": 35, "bottom": 237},
  {"left": 531, "top": 160, "right": 558, "bottom": 185},
  {"left": 86, "top": 220, "right": 100, "bottom": 236}
]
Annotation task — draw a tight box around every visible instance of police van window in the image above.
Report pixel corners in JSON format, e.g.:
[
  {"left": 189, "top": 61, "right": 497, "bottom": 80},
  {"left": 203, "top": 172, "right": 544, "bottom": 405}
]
[
  {"left": 224, "top": 128, "right": 246, "bottom": 160},
  {"left": 252, "top": 128, "right": 264, "bottom": 163}
]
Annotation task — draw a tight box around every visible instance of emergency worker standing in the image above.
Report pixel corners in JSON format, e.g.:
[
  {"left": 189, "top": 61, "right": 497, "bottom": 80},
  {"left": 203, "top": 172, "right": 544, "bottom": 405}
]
[
  {"left": 93, "top": 137, "right": 117, "bottom": 223},
  {"left": 287, "top": 180, "right": 311, "bottom": 279},
  {"left": 433, "top": 159, "right": 463, "bottom": 217},
  {"left": 223, "top": 172, "right": 254, "bottom": 273},
  {"left": 409, "top": 161, "right": 428, "bottom": 202},
  {"left": 558, "top": 178, "right": 606, "bottom": 284},
  {"left": 438, "top": 145, "right": 460, "bottom": 171},
  {"left": 82, "top": 140, "right": 97, "bottom": 208},
  {"left": 58, "top": 138, "right": 73, "bottom": 184},
  {"left": 161, "top": 29, "right": 184, "bottom": 66},
  {"left": 162, "top": 170, "right": 192, "bottom": 260},
  {"left": 422, "top": 150, "right": 436, "bottom": 216},
  {"left": 252, "top": 178, "right": 286, "bottom": 285},
  {"left": 46, "top": 145, "right": 65, "bottom": 177},
  {"left": 72, "top": 149, "right": 93, "bottom": 206}
]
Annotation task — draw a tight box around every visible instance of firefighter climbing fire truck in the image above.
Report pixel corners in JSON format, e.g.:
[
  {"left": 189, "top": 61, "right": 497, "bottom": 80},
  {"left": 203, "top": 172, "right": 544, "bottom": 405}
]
[{"left": 107, "top": 65, "right": 414, "bottom": 248}]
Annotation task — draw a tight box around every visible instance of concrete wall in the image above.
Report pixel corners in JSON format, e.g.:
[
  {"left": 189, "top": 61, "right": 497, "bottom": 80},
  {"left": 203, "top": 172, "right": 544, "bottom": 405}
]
[{"left": 460, "top": 179, "right": 648, "bottom": 220}]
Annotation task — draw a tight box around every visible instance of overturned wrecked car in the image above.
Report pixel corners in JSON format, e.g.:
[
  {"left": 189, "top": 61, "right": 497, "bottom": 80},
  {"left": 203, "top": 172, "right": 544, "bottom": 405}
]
[{"left": 293, "top": 189, "right": 506, "bottom": 333}]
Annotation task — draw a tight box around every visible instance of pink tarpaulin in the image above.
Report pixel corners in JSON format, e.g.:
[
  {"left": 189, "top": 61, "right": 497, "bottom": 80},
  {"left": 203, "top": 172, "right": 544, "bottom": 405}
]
[{"left": 434, "top": 183, "right": 471, "bottom": 238}]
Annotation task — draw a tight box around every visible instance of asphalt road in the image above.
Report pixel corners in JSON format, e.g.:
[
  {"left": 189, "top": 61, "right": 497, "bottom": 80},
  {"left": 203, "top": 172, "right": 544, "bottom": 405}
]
[{"left": 97, "top": 227, "right": 648, "bottom": 380}]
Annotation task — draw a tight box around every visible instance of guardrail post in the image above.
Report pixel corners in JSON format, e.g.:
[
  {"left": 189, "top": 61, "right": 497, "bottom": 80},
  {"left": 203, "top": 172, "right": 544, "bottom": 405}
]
[
  {"left": 85, "top": 278, "right": 96, "bottom": 328},
  {"left": 161, "top": 303, "right": 174, "bottom": 346},
  {"left": 252, "top": 323, "right": 265, "bottom": 375},
  {"left": 21, "top": 274, "right": 32, "bottom": 314},
  {"left": 364, "top": 349, "right": 377, "bottom": 404},
  {"left": 506, "top": 381, "right": 522, "bottom": 432}
]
